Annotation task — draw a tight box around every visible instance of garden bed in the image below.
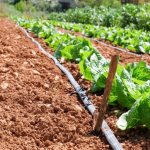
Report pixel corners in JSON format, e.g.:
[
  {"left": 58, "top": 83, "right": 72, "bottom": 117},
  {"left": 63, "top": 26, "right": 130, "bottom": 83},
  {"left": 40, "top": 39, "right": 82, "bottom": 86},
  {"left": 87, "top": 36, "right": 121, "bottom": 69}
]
[{"left": 0, "top": 18, "right": 149, "bottom": 150}]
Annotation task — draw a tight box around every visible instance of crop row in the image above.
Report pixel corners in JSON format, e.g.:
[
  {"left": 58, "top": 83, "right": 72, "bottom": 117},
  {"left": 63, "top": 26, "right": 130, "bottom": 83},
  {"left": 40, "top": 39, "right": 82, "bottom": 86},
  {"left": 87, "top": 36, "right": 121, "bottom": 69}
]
[
  {"left": 48, "top": 4, "right": 150, "bottom": 31},
  {"left": 16, "top": 18, "right": 150, "bottom": 130},
  {"left": 50, "top": 20, "right": 150, "bottom": 54}
]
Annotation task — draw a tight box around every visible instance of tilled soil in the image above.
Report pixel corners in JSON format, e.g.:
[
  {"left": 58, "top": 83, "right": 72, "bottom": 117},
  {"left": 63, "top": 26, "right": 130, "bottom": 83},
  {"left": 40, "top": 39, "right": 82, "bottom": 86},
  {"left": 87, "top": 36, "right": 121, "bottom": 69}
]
[
  {"left": 0, "top": 18, "right": 108, "bottom": 150},
  {"left": 0, "top": 18, "right": 150, "bottom": 150}
]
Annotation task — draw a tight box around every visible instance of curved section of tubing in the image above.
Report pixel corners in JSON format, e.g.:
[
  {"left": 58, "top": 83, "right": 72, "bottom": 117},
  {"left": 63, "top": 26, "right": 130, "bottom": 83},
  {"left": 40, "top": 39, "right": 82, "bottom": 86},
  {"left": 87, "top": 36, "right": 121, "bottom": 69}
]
[{"left": 18, "top": 25, "right": 123, "bottom": 150}]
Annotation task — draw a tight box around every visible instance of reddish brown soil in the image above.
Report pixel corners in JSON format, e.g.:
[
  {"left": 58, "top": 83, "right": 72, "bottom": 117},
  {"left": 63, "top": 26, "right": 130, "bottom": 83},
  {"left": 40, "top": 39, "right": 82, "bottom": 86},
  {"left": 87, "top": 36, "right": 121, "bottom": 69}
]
[
  {"left": 0, "top": 18, "right": 109, "bottom": 150},
  {"left": 0, "top": 18, "right": 150, "bottom": 150}
]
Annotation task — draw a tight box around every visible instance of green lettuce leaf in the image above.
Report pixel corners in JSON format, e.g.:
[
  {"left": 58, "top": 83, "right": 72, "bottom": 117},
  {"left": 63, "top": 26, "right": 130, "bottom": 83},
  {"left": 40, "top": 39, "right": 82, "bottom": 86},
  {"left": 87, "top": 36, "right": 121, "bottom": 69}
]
[
  {"left": 117, "top": 84, "right": 150, "bottom": 130},
  {"left": 126, "top": 61, "right": 150, "bottom": 81}
]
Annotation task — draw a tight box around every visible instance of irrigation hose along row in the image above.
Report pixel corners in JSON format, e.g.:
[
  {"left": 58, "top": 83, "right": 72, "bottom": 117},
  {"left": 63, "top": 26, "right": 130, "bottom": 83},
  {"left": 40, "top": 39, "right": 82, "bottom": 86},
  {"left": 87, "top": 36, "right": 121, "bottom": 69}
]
[
  {"left": 17, "top": 25, "right": 123, "bottom": 150},
  {"left": 91, "top": 39, "right": 141, "bottom": 57}
]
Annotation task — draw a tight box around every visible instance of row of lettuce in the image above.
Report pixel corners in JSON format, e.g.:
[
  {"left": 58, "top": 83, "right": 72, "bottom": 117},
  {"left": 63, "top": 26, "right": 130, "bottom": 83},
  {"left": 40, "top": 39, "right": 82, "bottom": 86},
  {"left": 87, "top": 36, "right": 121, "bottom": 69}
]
[
  {"left": 50, "top": 20, "right": 150, "bottom": 54},
  {"left": 16, "top": 18, "right": 150, "bottom": 130},
  {"left": 48, "top": 4, "right": 150, "bottom": 31}
]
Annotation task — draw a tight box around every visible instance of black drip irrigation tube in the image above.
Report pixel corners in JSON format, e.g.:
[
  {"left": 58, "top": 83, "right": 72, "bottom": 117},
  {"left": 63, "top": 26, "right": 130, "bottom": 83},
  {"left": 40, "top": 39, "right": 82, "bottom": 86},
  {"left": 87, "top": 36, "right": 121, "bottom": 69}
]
[
  {"left": 17, "top": 25, "right": 123, "bottom": 150},
  {"left": 92, "top": 39, "right": 141, "bottom": 57}
]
